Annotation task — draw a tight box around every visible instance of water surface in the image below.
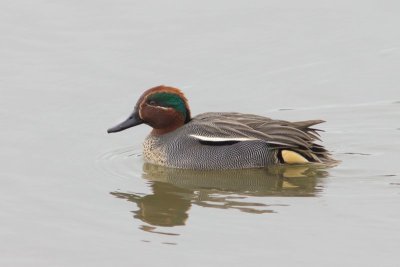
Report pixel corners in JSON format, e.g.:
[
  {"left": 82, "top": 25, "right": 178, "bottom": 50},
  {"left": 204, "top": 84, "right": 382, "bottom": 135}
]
[{"left": 1, "top": 0, "right": 400, "bottom": 266}]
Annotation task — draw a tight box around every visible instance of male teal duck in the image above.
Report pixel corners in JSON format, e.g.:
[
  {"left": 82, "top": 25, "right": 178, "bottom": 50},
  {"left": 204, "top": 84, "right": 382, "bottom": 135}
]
[{"left": 107, "top": 85, "right": 334, "bottom": 169}]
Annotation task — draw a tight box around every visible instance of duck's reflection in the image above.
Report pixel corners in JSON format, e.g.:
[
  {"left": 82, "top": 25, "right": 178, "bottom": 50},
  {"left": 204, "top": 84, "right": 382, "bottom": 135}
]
[{"left": 111, "top": 163, "right": 328, "bottom": 231}]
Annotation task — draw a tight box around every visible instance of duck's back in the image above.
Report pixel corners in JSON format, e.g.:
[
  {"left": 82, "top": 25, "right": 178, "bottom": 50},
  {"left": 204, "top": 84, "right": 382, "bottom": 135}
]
[{"left": 144, "top": 112, "right": 333, "bottom": 169}]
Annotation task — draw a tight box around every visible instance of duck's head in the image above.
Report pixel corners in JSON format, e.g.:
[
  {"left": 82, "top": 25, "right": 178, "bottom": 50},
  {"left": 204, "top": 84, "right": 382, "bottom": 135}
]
[{"left": 107, "top": 85, "right": 191, "bottom": 135}]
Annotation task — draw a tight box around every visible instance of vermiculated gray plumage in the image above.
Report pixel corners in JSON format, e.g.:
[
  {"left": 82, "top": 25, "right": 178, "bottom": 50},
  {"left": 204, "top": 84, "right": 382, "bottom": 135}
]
[{"left": 143, "top": 112, "right": 334, "bottom": 169}]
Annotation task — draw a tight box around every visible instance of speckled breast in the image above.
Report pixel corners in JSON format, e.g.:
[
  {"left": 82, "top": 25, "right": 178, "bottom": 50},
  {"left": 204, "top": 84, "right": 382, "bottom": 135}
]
[{"left": 142, "top": 135, "right": 167, "bottom": 166}]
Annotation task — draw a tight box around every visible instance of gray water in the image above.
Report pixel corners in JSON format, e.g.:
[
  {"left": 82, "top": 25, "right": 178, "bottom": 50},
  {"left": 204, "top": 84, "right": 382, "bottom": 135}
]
[{"left": 1, "top": 1, "right": 400, "bottom": 266}]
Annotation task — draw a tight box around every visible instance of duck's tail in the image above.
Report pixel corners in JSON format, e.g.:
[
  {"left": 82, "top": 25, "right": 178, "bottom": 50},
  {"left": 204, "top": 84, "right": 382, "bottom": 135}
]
[{"left": 278, "top": 119, "right": 338, "bottom": 165}]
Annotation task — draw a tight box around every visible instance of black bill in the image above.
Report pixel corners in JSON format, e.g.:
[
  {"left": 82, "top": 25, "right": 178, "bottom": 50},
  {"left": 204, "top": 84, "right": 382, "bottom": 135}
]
[{"left": 107, "top": 111, "right": 143, "bottom": 133}]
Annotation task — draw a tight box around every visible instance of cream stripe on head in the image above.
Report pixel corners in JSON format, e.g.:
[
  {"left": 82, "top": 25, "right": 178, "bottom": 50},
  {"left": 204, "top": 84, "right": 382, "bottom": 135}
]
[{"left": 137, "top": 85, "right": 191, "bottom": 122}]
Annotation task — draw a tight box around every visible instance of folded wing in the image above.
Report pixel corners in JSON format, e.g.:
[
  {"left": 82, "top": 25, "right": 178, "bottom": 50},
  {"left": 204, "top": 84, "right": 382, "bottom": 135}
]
[{"left": 189, "top": 112, "right": 332, "bottom": 163}]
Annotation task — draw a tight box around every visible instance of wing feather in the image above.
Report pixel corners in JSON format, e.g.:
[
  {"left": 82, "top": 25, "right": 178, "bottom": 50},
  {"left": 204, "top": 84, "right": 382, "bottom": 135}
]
[{"left": 189, "top": 112, "right": 333, "bottom": 162}]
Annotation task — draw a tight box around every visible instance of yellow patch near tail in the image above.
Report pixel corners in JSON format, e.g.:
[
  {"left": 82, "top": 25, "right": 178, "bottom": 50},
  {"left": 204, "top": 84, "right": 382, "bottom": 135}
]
[
  {"left": 282, "top": 166, "right": 309, "bottom": 178},
  {"left": 282, "top": 181, "right": 299, "bottom": 189},
  {"left": 281, "top": 150, "right": 309, "bottom": 164}
]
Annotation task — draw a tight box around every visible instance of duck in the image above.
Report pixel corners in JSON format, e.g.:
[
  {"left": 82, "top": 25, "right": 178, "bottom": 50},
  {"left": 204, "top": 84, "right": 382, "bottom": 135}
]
[{"left": 107, "top": 85, "right": 334, "bottom": 169}]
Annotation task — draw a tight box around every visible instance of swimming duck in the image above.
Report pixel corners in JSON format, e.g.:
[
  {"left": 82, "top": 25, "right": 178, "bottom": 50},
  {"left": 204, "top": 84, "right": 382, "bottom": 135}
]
[{"left": 107, "top": 85, "right": 334, "bottom": 169}]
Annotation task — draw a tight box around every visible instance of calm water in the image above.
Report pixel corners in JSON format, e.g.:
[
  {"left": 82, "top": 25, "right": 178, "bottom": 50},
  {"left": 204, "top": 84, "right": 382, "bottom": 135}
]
[{"left": 1, "top": 1, "right": 400, "bottom": 266}]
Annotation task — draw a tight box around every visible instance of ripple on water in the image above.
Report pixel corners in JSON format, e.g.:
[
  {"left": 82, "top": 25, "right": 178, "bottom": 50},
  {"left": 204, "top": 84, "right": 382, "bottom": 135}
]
[{"left": 96, "top": 146, "right": 143, "bottom": 180}]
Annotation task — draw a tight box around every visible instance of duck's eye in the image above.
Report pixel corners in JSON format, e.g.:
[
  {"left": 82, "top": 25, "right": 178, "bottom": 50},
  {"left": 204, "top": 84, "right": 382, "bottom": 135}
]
[{"left": 148, "top": 100, "right": 157, "bottom": 106}]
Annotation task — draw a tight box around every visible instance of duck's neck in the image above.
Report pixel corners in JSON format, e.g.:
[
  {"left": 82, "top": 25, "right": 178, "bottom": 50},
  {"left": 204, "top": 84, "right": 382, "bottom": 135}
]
[
  {"left": 150, "top": 114, "right": 188, "bottom": 136},
  {"left": 151, "top": 123, "right": 184, "bottom": 136},
  {"left": 147, "top": 108, "right": 189, "bottom": 136}
]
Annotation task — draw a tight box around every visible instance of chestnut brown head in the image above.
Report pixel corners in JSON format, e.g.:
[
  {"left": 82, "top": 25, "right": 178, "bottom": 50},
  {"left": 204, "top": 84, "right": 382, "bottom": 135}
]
[{"left": 107, "top": 85, "right": 191, "bottom": 135}]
